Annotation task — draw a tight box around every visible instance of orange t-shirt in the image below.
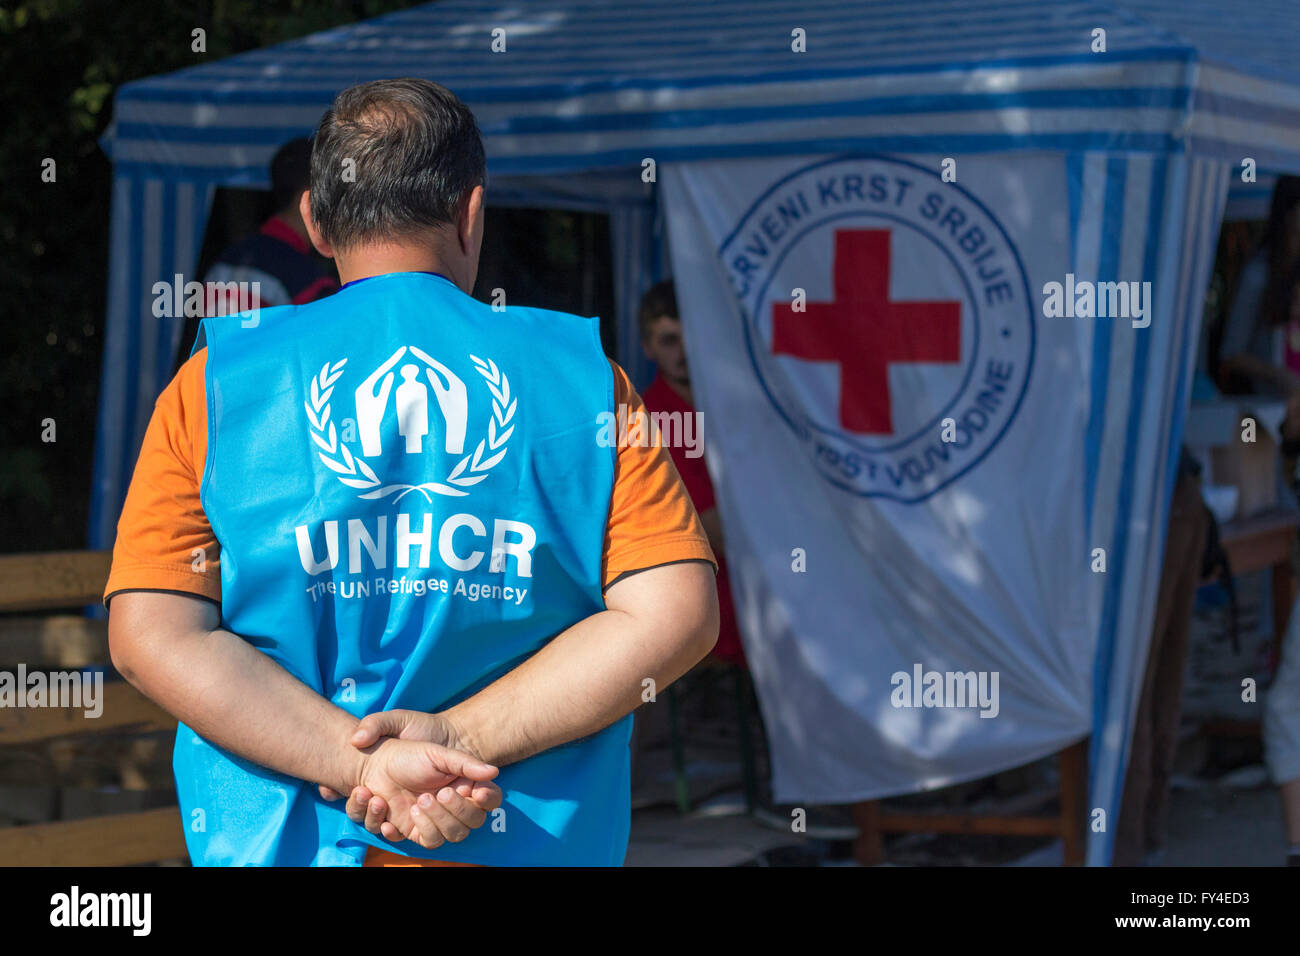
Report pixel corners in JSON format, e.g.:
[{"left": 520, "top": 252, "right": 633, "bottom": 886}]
[{"left": 105, "top": 348, "right": 714, "bottom": 867}]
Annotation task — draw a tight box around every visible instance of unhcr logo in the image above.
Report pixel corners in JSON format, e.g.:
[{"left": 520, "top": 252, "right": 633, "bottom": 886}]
[{"left": 306, "top": 349, "right": 514, "bottom": 502}]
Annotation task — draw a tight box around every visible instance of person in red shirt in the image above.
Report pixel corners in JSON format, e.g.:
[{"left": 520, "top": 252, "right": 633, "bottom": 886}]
[
  {"left": 189, "top": 139, "right": 339, "bottom": 339},
  {"left": 639, "top": 280, "right": 745, "bottom": 667}
]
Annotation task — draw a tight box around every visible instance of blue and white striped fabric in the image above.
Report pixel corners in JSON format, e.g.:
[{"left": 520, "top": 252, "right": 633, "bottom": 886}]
[
  {"left": 91, "top": 174, "right": 212, "bottom": 539},
  {"left": 94, "top": 0, "right": 1300, "bottom": 549},
  {"left": 92, "top": 0, "right": 1296, "bottom": 865},
  {"left": 1071, "top": 153, "right": 1229, "bottom": 864},
  {"left": 660, "top": 148, "right": 1227, "bottom": 866},
  {"left": 487, "top": 171, "right": 663, "bottom": 388},
  {"left": 100, "top": 0, "right": 1300, "bottom": 180},
  {"left": 1226, "top": 172, "right": 1279, "bottom": 222}
]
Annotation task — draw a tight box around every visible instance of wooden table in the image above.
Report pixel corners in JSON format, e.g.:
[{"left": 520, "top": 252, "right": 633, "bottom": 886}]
[
  {"left": 1197, "top": 508, "right": 1299, "bottom": 739},
  {"left": 851, "top": 509, "right": 1300, "bottom": 866},
  {"left": 1213, "top": 508, "right": 1300, "bottom": 666}
]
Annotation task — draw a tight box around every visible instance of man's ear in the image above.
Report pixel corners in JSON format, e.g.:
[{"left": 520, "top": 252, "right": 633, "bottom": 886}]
[
  {"left": 459, "top": 184, "right": 485, "bottom": 256},
  {"left": 300, "top": 191, "right": 334, "bottom": 259}
]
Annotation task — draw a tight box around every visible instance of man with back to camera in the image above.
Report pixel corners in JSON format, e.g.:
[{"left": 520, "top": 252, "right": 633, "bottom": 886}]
[{"left": 106, "top": 77, "right": 719, "bottom": 866}]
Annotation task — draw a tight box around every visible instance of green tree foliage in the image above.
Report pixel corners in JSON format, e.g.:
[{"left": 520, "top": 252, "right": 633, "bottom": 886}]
[{"left": 0, "top": 0, "right": 421, "bottom": 551}]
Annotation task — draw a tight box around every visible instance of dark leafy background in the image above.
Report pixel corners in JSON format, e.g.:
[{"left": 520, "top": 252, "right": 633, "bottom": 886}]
[{"left": 0, "top": 0, "right": 612, "bottom": 553}]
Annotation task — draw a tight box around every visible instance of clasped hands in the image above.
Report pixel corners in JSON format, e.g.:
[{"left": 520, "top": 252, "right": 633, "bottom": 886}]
[{"left": 319, "top": 710, "right": 503, "bottom": 852}]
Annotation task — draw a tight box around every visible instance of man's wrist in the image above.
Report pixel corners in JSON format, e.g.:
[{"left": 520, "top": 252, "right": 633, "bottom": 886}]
[
  {"left": 439, "top": 705, "right": 488, "bottom": 765},
  {"left": 329, "top": 713, "right": 372, "bottom": 793},
  {"left": 346, "top": 746, "right": 370, "bottom": 793}
]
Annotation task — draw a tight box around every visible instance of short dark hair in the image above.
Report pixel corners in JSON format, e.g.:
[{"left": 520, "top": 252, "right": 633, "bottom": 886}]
[
  {"left": 638, "top": 279, "right": 678, "bottom": 339},
  {"left": 270, "top": 138, "right": 313, "bottom": 212},
  {"left": 309, "top": 78, "right": 487, "bottom": 250}
]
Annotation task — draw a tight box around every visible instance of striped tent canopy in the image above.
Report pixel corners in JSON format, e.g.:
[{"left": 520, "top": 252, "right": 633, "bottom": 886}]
[
  {"left": 94, "top": 0, "right": 1300, "bottom": 866},
  {"left": 105, "top": 0, "right": 1300, "bottom": 175}
]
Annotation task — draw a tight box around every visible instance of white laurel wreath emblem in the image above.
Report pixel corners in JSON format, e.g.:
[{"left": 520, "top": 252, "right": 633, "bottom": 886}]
[{"left": 306, "top": 354, "right": 515, "bottom": 501}]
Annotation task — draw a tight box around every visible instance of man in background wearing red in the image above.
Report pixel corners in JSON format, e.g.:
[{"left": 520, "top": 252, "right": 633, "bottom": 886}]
[
  {"left": 639, "top": 280, "right": 745, "bottom": 667},
  {"left": 202, "top": 138, "right": 339, "bottom": 313}
]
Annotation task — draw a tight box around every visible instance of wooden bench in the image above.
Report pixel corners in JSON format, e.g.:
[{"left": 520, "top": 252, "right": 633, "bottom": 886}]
[
  {"left": 1, "top": 551, "right": 1093, "bottom": 867},
  {"left": 0, "top": 551, "right": 188, "bottom": 865}
]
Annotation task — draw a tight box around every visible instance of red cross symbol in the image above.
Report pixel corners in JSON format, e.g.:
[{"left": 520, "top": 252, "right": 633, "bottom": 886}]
[{"left": 771, "top": 229, "right": 962, "bottom": 435}]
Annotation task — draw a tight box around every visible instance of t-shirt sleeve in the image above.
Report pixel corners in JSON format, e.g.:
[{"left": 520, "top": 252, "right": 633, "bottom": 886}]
[
  {"left": 602, "top": 361, "right": 717, "bottom": 590},
  {"left": 103, "top": 349, "right": 221, "bottom": 607}
]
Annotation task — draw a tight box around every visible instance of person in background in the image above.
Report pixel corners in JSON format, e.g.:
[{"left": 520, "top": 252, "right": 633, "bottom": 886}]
[
  {"left": 1268, "top": 262, "right": 1300, "bottom": 866},
  {"left": 634, "top": 282, "right": 855, "bottom": 839},
  {"left": 639, "top": 279, "right": 744, "bottom": 667},
  {"left": 203, "top": 137, "right": 340, "bottom": 313},
  {"left": 1266, "top": 579, "right": 1300, "bottom": 866},
  {"left": 1218, "top": 175, "right": 1300, "bottom": 866},
  {"left": 1219, "top": 175, "right": 1300, "bottom": 399}
]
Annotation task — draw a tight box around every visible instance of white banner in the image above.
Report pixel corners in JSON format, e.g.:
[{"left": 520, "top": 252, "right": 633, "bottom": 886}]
[{"left": 662, "top": 154, "right": 1096, "bottom": 802}]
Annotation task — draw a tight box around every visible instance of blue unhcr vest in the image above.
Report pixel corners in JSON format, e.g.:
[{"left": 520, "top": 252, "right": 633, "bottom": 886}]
[{"left": 177, "top": 272, "right": 626, "bottom": 866}]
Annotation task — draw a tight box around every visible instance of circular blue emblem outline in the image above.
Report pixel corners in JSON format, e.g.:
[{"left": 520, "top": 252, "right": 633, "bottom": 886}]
[{"left": 719, "top": 153, "right": 1037, "bottom": 503}]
